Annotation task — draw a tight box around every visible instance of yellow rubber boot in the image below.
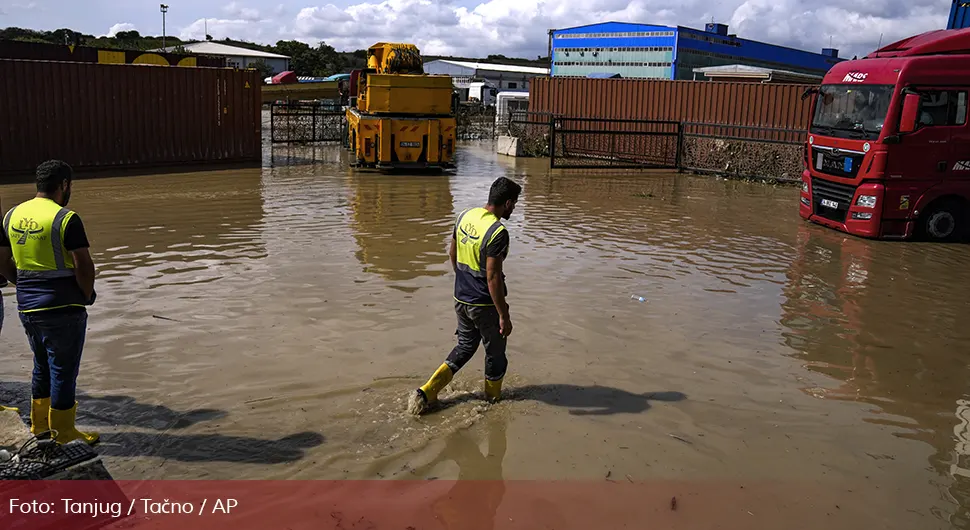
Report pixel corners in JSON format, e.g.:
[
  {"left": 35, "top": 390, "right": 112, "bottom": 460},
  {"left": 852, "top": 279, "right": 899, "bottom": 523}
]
[
  {"left": 30, "top": 398, "right": 50, "bottom": 435},
  {"left": 49, "top": 402, "right": 99, "bottom": 445},
  {"left": 408, "top": 363, "right": 454, "bottom": 415},
  {"left": 484, "top": 378, "right": 503, "bottom": 403}
]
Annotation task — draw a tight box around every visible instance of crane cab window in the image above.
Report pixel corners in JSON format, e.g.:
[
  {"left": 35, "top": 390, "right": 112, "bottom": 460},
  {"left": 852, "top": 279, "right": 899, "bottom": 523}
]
[{"left": 917, "top": 90, "right": 968, "bottom": 127}]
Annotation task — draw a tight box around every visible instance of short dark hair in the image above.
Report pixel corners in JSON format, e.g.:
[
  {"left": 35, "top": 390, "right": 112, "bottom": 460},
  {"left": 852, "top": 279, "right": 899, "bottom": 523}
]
[
  {"left": 36, "top": 160, "right": 73, "bottom": 194},
  {"left": 487, "top": 177, "right": 521, "bottom": 206}
]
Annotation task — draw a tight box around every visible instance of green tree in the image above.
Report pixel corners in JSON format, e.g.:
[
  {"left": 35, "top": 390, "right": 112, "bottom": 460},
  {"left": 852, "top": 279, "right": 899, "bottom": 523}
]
[{"left": 249, "top": 58, "right": 274, "bottom": 79}]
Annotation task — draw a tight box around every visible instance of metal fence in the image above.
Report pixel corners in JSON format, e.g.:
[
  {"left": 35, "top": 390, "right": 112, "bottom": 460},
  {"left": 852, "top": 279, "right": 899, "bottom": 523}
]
[
  {"left": 270, "top": 102, "right": 346, "bottom": 144},
  {"left": 503, "top": 112, "right": 806, "bottom": 180},
  {"left": 551, "top": 117, "right": 681, "bottom": 169},
  {"left": 455, "top": 104, "right": 497, "bottom": 140},
  {"left": 681, "top": 122, "right": 805, "bottom": 181},
  {"left": 506, "top": 111, "right": 555, "bottom": 157}
]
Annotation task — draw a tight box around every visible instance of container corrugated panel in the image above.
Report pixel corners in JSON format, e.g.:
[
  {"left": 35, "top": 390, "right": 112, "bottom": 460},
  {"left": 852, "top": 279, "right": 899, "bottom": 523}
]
[
  {"left": 0, "top": 40, "right": 226, "bottom": 67},
  {"left": 529, "top": 77, "right": 814, "bottom": 132},
  {"left": 0, "top": 59, "right": 261, "bottom": 176}
]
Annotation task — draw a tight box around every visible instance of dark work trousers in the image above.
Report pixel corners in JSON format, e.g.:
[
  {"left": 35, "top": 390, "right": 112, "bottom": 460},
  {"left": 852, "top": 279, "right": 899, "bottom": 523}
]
[
  {"left": 20, "top": 308, "right": 88, "bottom": 411},
  {"left": 445, "top": 301, "right": 508, "bottom": 381}
]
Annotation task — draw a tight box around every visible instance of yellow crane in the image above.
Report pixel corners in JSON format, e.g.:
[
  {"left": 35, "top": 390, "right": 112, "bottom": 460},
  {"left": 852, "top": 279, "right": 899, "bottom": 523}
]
[{"left": 346, "top": 43, "right": 457, "bottom": 170}]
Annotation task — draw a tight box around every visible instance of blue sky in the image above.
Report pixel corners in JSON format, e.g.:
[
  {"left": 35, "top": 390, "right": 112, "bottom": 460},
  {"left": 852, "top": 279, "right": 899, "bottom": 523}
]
[{"left": 0, "top": 0, "right": 954, "bottom": 58}]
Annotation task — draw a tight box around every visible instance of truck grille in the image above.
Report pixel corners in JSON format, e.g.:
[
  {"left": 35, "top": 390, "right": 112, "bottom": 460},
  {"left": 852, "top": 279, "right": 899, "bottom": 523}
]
[
  {"left": 811, "top": 147, "right": 864, "bottom": 179},
  {"left": 812, "top": 178, "right": 856, "bottom": 224}
]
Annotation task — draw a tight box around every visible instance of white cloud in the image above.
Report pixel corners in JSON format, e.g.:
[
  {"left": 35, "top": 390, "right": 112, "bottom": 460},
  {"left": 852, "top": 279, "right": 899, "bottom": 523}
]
[
  {"left": 728, "top": 0, "right": 948, "bottom": 57},
  {"left": 223, "top": 2, "right": 262, "bottom": 22},
  {"left": 104, "top": 22, "right": 137, "bottom": 38},
  {"left": 166, "top": 0, "right": 951, "bottom": 59}
]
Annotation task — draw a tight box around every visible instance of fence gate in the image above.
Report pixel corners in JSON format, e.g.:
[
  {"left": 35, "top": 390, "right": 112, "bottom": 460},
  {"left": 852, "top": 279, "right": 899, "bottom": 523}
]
[
  {"left": 550, "top": 117, "right": 681, "bottom": 169},
  {"left": 270, "top": 102, "right": 346, "bottom": 144},
  {"left": 680, "top": 122, "right": 805, "bottom": 181}
]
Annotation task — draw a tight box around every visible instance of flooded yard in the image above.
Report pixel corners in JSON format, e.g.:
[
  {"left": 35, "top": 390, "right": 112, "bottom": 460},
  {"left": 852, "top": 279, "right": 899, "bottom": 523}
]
[{"left": 1, "top": 142, "right": 969, "bottom": 528}]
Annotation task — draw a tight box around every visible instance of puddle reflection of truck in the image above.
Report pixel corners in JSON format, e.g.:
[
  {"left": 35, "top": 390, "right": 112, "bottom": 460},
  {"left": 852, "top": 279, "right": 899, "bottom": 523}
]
[
  {"left": 345, "top": 42, "right": 456, "bottom": 170},
  {"left": 800, "top": 27, "right": 970, "bottom": 241}
]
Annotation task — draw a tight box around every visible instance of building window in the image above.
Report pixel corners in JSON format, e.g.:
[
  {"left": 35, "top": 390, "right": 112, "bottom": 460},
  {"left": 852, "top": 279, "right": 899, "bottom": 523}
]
[{"left": 508, "top": 82, "right": 518, "bottom": 89}]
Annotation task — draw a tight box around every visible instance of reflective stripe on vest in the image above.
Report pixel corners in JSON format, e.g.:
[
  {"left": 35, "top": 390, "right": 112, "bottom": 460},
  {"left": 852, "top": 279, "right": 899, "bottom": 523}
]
[
  {"left": 4, "top": 198, "right": 77, "bottom": 280},
  {"left": 454, "top": 207, "right": 506, "bottom": 278}
]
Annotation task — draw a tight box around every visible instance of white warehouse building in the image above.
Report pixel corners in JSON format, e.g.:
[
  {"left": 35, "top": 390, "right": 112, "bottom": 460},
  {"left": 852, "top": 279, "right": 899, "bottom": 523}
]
[
  {"left": 424, "top": 59, "right": 549, "bottom": 94},
  {"left": 153, "top": 42, "right": 291, "bottom": 74}
]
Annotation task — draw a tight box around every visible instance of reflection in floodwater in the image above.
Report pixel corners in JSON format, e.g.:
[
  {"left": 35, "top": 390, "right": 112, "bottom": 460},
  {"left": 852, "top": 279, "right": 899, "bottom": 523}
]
[
  {"left": 780, "top": 224, "right": 970, "bottom": 528},
  {"left": 412, "top": 413, "right": 507, "bottom": 530},
  {"left": 347, "top": 173, "right": 454, "bottom": 283}
]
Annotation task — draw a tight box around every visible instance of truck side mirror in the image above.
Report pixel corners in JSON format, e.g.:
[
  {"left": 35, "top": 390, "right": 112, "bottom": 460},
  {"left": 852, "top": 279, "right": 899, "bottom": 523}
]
[{"left": 899, "top": 93, "right": 921, "bottom": 134}]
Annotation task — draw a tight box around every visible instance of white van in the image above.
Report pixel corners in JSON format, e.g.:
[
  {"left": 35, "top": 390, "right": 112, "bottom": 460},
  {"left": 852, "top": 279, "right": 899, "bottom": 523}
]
[{"left": 468, "top": 81, "right": 499, "bottom": 106}]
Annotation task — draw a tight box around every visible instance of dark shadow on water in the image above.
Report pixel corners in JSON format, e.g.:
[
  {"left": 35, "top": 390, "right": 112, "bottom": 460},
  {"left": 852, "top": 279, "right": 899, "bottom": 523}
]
[
  {"left": 0, "top": 161, "right": 261, "bottom": 185},
  {"left": 434, "top": 383, "right": 686, "bottom": 416},
  {"left": 99, "top": 431, "right": 324, "bottom": 464},
  {"left": 0, "top": 381, "right": 225, "bottom": 430},
  {"left": 0, "top": 381, "right": 324, "bottom": 464}
]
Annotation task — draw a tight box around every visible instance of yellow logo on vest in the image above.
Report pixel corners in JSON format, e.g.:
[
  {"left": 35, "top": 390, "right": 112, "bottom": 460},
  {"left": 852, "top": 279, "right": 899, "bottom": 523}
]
[
  {"left": 459, "top": 222, "right": 480, "bottom": 244},
  {"left": 10, "top": 218, "right": 46, "bottom": 245}
]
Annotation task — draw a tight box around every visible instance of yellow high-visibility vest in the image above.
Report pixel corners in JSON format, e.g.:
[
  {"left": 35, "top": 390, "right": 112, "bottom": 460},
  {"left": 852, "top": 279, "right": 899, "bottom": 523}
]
[
  {"left": 453, "top": 207, "right": 508, "bottom": 306},
  {"left": 4, "top": 197, "right": 78, "bottom": 279}
]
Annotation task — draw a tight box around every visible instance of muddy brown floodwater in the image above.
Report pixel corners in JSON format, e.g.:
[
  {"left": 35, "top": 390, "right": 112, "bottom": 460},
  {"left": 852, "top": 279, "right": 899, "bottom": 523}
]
[{"left": 2, "top": 142, "right": 970, "bottom": 528}]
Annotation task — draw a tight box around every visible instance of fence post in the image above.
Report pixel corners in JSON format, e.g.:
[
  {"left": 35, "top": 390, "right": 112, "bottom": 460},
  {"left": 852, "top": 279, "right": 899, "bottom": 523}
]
[
  {"left": 609, "top": 132, "right": 616, "bottom": 168},
  {"left": 676, "top": 122, "right": 685, "bottom": 172},
  {"left": 312, "top": 105, "right": 318, "bottom": 144},
  {"left": 548, "top": 114, "right": 556, "bottom": 168}
]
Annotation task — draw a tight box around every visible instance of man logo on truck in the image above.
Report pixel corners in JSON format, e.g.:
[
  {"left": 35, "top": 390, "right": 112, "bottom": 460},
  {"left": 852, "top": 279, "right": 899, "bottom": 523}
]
[{"left": 842, "top": 71, "right": 869, "bottom": 83}]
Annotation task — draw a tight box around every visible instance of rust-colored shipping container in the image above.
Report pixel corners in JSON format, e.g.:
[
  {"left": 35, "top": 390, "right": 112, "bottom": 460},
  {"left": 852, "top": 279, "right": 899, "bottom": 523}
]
[
  {"left": 0, "top": 59, "right": 261, "bottom": 177},
  {"left": 529, "top": 77, "right": 815, "bottom": 130},
  {"left": 0, "top": 40, "right": 226, "bottom": 68}
]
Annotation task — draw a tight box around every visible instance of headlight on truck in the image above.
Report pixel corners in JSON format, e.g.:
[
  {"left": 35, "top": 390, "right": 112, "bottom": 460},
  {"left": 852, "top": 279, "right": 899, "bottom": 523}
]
[
  {"left": 802, "top": 182, "right": 809, "bottom": 193},
  {"left": 856, "top": 195, "right": 877, "bottom": 208}
]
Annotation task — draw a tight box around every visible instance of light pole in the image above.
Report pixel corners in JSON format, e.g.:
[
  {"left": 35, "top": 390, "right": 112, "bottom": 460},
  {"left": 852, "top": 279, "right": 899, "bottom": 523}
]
[{"left": 160, "top": 4, "right": 169, "bottom": 49}]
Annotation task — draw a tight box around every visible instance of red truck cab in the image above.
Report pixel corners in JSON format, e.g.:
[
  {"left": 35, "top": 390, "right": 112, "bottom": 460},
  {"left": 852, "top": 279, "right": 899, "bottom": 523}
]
[{"left": 800, "top": 28, "right": 970, "bottom": 241}]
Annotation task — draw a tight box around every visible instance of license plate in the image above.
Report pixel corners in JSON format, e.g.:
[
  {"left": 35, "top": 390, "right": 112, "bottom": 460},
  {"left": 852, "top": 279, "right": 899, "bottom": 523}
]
[
  {"left": 820, "top": 199, "right": 839, "bottom": 209},
  {"left": 399, "top": 141, "right": 420, "bottom": 148}
]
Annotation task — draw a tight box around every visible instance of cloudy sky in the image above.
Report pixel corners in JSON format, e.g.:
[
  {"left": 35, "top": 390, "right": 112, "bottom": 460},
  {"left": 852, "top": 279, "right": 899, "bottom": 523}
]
[{"left": 0, "top": 0, "right": 953, "bottom": 59}]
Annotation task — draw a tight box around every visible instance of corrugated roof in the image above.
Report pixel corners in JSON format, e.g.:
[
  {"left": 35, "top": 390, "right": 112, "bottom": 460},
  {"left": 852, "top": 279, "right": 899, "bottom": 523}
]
[
  {"left": 152, "top": 42, "right": 289, "bottom": 59},
  {"left": 430, "top": 59, "right": 549, "bottom": 75},
  {"left": 692, "top": 64, "right": 822, "bottom": 81}
]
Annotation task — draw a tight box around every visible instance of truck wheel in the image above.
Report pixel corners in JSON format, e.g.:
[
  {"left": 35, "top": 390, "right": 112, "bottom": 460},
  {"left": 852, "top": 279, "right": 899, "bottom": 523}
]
[{"left": 920, "top": 199, "right": 967, "bottom": 242}]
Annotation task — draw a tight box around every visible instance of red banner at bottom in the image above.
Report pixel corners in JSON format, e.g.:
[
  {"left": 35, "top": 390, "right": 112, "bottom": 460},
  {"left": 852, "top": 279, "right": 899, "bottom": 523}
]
[{"left": 0, "top": 479, "right": 888, "bottom": 530}]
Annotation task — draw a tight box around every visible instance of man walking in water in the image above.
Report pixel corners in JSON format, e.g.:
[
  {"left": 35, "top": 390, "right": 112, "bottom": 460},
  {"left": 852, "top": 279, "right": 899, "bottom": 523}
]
[
  {"left": 408, "top": 177, "right": 521, "bottom": 415},
  {"left": 0, "top": 160, "right": 99, "bottom": 444}
]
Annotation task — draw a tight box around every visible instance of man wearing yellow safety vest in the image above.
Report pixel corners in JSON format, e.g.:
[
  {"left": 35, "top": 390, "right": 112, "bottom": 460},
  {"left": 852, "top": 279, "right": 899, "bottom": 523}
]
[
  {"left": 408, "top": 177, "right": 522, "bottom": 415},
  {"left": 0, "top": 160, "right": 99, "bottom": 445}
]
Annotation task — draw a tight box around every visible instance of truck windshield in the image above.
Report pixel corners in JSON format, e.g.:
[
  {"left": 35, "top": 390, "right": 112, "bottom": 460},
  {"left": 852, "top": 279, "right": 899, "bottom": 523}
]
[{"left": 810, "top": 84, "right": 895, "bottom": 141}]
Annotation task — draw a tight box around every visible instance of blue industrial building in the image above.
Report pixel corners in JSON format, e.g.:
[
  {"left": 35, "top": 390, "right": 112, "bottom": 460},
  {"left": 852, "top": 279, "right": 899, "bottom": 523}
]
[
  {"left": 949, "top": 1, "right": 970, "bottom": 29},
  {"left": 551, "top": 22, "right": 844, "bottom": 80}
]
